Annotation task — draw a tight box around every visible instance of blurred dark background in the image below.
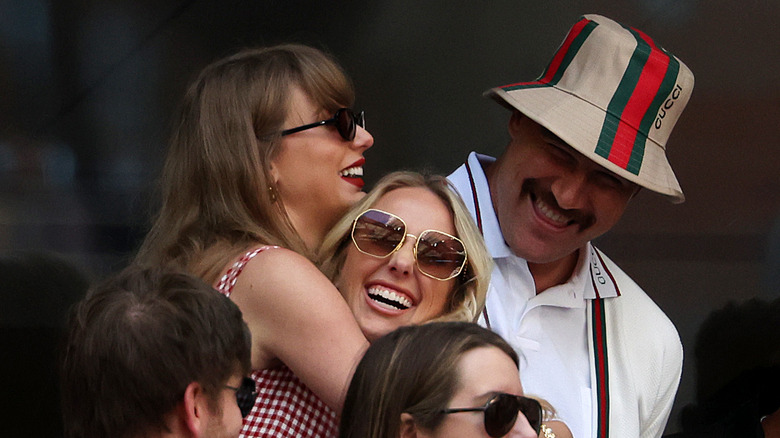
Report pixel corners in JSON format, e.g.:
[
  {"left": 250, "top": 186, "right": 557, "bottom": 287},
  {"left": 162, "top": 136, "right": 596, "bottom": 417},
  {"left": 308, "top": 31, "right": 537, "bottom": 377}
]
[{"left": 1, "top": 0, "right": 778, "bottom": 436}]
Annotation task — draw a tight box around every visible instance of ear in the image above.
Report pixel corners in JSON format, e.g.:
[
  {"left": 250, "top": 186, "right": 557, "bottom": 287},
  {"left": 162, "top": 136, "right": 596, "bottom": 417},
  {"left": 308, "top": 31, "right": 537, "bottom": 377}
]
[
  {"left": 181, "top": 381, "right": 209, "bottom": 436},
  {"left": 268, "top": 161, "right": 280, "bottom": 186},
  {"left": 399, "top": 413, "right": 419, "bottom": 438},
  {"left": 508, "top": 110, "right": 525, "bottom": 139}
]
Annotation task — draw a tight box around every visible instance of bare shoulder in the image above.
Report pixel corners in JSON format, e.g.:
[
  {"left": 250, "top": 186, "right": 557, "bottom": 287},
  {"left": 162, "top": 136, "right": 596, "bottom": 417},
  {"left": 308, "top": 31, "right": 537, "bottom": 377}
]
[
  {"left": 223, "top": 245, "right": 367, "bottom": 409},
  {"left": 228, "top": 246, "right": 337, "bottom": 305}
]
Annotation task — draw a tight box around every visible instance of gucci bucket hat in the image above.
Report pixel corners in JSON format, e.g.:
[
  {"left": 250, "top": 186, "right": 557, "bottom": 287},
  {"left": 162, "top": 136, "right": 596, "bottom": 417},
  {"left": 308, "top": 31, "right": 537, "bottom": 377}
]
[{"left": 486, "top": 14, "right": 694, "bottom": 202}]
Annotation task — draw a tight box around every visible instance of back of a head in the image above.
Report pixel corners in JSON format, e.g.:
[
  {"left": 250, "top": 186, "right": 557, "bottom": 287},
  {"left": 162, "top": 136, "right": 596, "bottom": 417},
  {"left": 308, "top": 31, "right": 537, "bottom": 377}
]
[
  {"left": 60, "top": 266, "right": 251, "bottom": 438},
  {"left": 339, "top": 321, "right": 517, "bottom": 438}
]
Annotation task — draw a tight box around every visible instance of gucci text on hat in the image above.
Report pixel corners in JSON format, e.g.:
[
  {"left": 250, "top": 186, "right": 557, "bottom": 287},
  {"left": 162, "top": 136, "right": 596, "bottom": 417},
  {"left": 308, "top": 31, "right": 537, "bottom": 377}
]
[{"left": 486, "top": 14, "right": 694, "bottom": 203}]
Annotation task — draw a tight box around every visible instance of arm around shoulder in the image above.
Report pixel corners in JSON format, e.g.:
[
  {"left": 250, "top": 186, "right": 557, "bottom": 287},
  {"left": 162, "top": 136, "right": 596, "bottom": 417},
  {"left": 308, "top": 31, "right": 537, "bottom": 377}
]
[{"left": 227, "top": 247, "right": 369, "bottom": 412}]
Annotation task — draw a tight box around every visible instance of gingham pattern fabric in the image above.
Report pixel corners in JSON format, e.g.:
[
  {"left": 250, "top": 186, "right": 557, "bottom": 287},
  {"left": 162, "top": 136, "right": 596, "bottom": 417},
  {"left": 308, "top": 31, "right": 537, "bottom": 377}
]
[
  {"left": 216, "top": 246, "right": 280, "bottom": 297},
  {"left": 242, "top": 366, "right": 339, "bottom": 437},
  {"left": 216, "top": 246, "right": 339, "bottom": 437}
]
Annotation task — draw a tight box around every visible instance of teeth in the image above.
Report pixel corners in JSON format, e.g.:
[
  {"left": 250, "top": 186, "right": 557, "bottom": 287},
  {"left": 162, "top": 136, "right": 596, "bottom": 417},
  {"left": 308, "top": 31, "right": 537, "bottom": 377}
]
[
  {"left": 367, "top": 286, "right": 411, "bottom": 310},
  {"left": 535, "top": 198, "right": 570, "bottom": 226},
  {"left": 340, "top": 166, "right": 364, "bottom": 178}
]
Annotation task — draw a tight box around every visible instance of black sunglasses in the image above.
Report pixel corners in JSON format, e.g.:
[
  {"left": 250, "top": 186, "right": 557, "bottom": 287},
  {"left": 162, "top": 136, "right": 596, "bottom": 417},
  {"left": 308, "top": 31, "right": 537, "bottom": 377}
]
[
  {"left": 224, "top": 377, "right": 257, "bottom": 418},
  {"left": 281, "top": 108, "right": 365, "bottom": 141},
  {"left": 441, "top": 393, "right": 542, "bottom": 437}
]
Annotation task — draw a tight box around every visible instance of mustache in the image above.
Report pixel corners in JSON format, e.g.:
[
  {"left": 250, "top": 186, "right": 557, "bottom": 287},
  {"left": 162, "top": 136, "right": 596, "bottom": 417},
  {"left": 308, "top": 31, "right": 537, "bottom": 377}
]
[{"left": 521, "top": 179, "right": 596, "bottom": 232}]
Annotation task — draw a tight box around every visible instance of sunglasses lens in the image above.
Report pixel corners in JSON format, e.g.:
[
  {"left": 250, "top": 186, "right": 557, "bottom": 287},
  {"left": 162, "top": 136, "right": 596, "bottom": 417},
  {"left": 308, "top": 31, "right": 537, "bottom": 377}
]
[
  {"left": 236, "top": 377, "right": 257, "bottom": 418},
  {"left": 416, "top": 231, "right": 466, "bottom": 280},
  {"left": 336, "top": 108, "right": 357, "bottom": 141},
  {"left": 352, "top": 210, "right": 405, "bottom": 257},
  {"left": 484, "top": 394, "right": 520, "bottom": 437},
  {"left": 484, "top": 395, "right": 543, "bottom": 437},
  {"left": 518, "top": 397, "right": 542, "bottom": 434},
  {"left": 355, "top": 111, "right": 365, "bottom": 129}
]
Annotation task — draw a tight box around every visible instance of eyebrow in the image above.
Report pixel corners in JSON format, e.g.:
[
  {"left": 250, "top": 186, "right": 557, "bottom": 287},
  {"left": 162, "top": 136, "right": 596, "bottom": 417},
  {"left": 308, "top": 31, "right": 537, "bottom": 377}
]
[{"left": 472, "top": 390, "right": 504, "bottom": 404}]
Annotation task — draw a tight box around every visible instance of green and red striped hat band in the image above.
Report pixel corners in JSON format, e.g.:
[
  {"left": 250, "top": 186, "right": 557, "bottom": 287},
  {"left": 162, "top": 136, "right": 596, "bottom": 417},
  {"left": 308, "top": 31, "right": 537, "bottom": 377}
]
[{"left": 485, "top": 14, "right": 694, "bottom": 203}]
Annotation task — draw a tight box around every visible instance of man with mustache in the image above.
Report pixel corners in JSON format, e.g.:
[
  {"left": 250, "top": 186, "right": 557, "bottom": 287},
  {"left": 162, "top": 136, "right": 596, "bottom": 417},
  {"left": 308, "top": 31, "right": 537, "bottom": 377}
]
[{"left": 448, "top": 14, "right": 693, "bottom": 438}]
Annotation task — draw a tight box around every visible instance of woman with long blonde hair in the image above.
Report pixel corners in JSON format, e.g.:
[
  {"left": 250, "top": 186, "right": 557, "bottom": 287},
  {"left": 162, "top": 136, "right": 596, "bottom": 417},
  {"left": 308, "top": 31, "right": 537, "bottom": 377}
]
[{"left": 320, "top": 171, "right": 493, "bottom": 341}]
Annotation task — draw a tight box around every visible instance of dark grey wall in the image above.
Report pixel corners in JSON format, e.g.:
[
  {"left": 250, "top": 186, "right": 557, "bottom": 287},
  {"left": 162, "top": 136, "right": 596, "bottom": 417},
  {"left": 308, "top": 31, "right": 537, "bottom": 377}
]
[{"left": 1, "top": 0, "right": 778, "bottom": 435}]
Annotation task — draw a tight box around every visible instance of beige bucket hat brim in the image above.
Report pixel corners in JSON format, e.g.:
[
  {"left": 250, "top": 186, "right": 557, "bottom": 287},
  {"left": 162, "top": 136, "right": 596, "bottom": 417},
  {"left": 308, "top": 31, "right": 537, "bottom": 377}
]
[{"left": 486, "top": 14, "right": 694, "bottom": 203}]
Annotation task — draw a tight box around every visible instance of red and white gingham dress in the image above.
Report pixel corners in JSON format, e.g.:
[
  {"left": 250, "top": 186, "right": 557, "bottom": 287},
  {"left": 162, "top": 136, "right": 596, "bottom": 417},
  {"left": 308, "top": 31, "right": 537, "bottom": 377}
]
[{"left": 216, "top": 246, "right": 339, "bottom": 437}]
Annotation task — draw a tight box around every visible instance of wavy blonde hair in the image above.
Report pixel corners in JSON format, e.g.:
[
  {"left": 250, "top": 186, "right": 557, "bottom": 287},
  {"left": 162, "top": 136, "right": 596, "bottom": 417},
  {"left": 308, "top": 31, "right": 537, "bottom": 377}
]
[
  {"left": 135, "top": 44, "right": 355, "bottom": 283},
  {"left": 319, "top": 171, "right": 492, "bottom": 323}
]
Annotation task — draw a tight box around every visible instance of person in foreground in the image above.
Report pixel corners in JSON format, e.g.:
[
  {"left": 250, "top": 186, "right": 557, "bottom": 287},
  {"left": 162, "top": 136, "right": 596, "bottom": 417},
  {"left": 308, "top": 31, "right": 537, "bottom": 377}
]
[
  {"left": 60, "top": 266, "right": 254, "bottom": 438},
  {"left": 339, "top": 321, "right": 572, "bottom": 438},
  {"left": 448, "top": 14, "right": 694, "bottom": 438},
  {"left": 319, "top": 171, "right": 493, "bottom": 342},
  {"left": 134, "top": 44, "right": 373, "bottom": 437}
]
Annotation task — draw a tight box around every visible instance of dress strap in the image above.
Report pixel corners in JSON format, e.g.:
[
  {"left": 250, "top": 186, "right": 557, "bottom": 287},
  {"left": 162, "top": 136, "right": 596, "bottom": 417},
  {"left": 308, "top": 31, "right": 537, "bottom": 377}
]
[{"left": 216, "top": 245, "right": 280, "bottom": 296}]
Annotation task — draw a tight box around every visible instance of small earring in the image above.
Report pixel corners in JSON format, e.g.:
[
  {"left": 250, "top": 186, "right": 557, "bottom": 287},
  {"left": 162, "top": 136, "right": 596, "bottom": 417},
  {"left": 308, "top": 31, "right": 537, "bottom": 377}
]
[{"left": 268, "top": 185, "right": 277, "bottom": 202}]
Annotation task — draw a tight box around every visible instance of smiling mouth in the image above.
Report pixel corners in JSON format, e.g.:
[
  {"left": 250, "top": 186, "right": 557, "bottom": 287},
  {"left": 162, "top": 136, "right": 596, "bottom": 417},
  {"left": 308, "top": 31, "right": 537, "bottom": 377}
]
[
  {"left": 340, "top": 165, "right": 364, "bottom": 178},
  {"left": 534, "top": 196, "right": 572, "bottom": 226},
  {"left": 367, "top": 286, "right": 411, "bottom": 310},
  {"left": 528, "top": 190, "right": 595, "bottom": 232}
]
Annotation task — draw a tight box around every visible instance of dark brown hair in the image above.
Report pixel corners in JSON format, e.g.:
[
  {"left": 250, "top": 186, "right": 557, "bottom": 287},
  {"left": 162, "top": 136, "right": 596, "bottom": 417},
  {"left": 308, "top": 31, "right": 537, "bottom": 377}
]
[
  {"left": 339, "top": 322, "right": 518, "bottom": 438},
  {"left": 60, "top": 266, "right": 251, "bottom": 438}
]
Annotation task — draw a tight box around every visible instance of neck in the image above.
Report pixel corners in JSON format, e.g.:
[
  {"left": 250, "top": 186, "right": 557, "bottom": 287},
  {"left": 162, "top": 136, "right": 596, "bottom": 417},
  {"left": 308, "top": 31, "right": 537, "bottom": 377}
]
[
  {"left": 286, "top": 208, "right": 331, "bottom": 253},
  {"left": 133, "top": 422, "right": 185, "bottom": 438},
  {"left": 527, "top": 249, "right": 579, "bottom": 294}
]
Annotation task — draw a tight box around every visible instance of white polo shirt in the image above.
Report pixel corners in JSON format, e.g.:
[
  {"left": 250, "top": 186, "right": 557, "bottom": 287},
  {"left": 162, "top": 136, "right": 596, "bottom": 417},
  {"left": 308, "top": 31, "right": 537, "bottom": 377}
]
[{"left": 449, "top": 152, "right": 618, "bottom": 438}]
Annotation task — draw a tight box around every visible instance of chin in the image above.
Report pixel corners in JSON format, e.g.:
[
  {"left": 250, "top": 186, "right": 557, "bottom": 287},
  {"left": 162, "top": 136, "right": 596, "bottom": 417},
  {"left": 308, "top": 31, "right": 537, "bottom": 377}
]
[
  {"left": 363, "top": 329, "right": 382, "bottom": 343},
  {"left": 509, "top": 237, "right": 563, "bottom": 264},
  {"left": 362, "top": 323, "right": 397, "bottom": 343},
  {"left": 347, "top": 191, "right": 366, "bottom": 205}
]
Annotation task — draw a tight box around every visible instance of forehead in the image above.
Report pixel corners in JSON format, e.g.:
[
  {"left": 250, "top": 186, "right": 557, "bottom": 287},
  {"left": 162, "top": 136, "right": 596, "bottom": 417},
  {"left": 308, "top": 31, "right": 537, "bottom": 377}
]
[
  {"left": 453, "top": 346, "right": 523, "bottom": 402},
  {"left": 371, "top": 187, "right": 456, "bottom": 234},
  {"left": 285, "top": 86, "right": 326, "bottom": 123}
]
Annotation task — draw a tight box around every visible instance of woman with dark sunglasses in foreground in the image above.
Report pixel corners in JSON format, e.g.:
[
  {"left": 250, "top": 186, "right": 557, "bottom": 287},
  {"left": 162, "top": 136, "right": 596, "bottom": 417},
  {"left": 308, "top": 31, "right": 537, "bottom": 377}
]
[
  {"left": 135, "top": 44, "right": 373, "bottom": 437},
  {"left": 339, "top": 322, "right": 572, "bottom": 438},
  {"left": 319, "top": 171, "right": 493, "bottom": 342}
]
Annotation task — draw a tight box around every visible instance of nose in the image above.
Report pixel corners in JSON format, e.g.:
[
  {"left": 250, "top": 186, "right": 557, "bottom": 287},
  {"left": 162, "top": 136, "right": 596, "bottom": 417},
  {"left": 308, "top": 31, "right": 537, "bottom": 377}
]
[
  {"left": 387, "top": 235, "right": 416, "bottom": 276},
  {"left": 551, "top": 170, "right": 588, "bottom": 210},
  {"left": 352, "top": 125, "right": 374, "bottom": 151}
]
